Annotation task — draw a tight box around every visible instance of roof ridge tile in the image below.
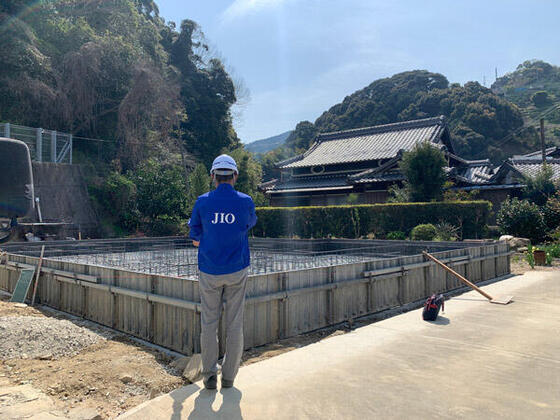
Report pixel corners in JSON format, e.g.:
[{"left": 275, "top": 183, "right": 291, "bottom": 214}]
[{"left": 317, "top": 115, "right": 445, "bottom": 142}]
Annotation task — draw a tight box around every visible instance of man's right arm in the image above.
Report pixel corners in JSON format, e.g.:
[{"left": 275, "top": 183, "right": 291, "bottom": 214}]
[{"left": 188, "top": 200, "right": 203, "bottom": 246}]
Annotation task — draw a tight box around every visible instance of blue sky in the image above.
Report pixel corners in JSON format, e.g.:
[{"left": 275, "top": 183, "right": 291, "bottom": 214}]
[{"left": 157, "top": 0, "right": 560, "bottom": 143}]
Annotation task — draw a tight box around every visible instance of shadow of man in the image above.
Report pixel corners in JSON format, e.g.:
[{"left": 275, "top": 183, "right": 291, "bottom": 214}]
[
  {"left": 187, "top": 387, "right": 243, "bottom": 420},
  {"left": 170, "top": 384, "right": 201, "bottom": 420}
]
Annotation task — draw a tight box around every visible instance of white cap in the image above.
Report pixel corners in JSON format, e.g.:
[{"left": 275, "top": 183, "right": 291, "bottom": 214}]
[{"left": 211, "top": 154, "right": 238, "bottom": 175}]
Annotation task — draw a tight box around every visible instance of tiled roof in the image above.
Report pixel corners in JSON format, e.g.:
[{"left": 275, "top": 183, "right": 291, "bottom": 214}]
[
  {"left": 514, "top": 147, "right": 560, "bottom": 159},
  {"left": 456, "top": 160, "right": 494, "bottom": 184},
  {"left": 509, "top": 158, "right": 560, "bottom": 181},
  {"left": 259, "top": 179, "right": 278, "bottom": 191},
  {"left": 268, "top": 174, "right": 352, "bottom": 193},
  {"left": 351, "top": 170, "right": 405, "bottom": 184},
  {"left": 280, "top": 116, "right": 450, "bottom": 168}
]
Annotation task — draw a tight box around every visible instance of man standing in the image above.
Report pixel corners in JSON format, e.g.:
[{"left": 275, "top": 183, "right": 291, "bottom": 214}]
[{"left": 188, "top": 154, "right": 257, "bottom": 390}]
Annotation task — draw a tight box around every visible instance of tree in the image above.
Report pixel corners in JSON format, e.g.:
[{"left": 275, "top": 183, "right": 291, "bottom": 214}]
[
  {"left": 132, "top": 159, "right": 188, "bottom": 221},
  {"left": 399, "top": 141, "right": 447, "bottom": 202},
  {"left": 171, "top": 20, "right": 239, "bottom": 167},
  {"left": 523, "top": 164, "right": 557, "bottom": 206},
  {"left": 187, "top": 163, "right": 211, "bottom": 213},
  {"left": 229, "top": 147, "right": 268, "bottom": 206},
  {"left": 497, "top": 198, "right": 546, "bottom": 242},
  {"left": 532, "top": 91, "right": 550, "bottom": 107},
  {"left": 285, "top": 121, "right": 317, "bottom": 152}
]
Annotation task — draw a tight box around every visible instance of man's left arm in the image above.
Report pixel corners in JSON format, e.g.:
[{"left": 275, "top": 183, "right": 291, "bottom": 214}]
[{"left": 247, "top": 198, "right": 257, "bottom": 230}]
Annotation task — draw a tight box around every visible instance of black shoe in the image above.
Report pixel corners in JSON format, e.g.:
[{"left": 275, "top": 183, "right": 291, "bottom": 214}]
[
  {"left": 204, "top": 375, "right": 217, "bottom": 390},
  {"left": 221, "top": 378, "right": 234, "bottom": 388}
]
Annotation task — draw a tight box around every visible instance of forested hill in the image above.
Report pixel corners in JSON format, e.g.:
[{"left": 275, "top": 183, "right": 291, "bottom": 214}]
[
  {"left": 0, "top": 0, "right": 268, "bottom": 237},
  {"left": 0, "top": 0, "right": 239, "bottom": 169},
  {"left": 260, "top": 68, "right": 551, "bottom": 180},
  {"left": 492, "top": 60, "right": 560, "bottom": 140},
  {"left": 312, "top": 70, "right": 540, "bottom": 162}
]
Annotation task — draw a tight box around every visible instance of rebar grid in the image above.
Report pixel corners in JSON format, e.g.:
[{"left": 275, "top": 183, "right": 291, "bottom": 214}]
[{"left": 4, "top": 237, "right": 476, "bottom": 279}]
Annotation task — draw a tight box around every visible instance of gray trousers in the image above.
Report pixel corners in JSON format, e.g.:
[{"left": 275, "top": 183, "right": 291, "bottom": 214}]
[{"left": 198, "top": 267, "right": 248, "bottom": 381}]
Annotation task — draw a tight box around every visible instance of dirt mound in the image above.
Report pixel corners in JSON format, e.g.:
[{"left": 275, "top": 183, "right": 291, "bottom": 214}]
[{"left": 0, "top": 316, "right": 105, "bottom": 360}]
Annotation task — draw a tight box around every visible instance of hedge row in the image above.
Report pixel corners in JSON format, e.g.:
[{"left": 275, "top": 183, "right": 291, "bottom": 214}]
[{"left": 253, "top": 201, "right": 492, "bottom": 239}]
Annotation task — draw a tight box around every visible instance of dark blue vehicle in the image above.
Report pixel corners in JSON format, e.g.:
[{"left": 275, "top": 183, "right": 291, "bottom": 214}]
[{"left": 0, "top": 138, "right": 34, "bottom": 242}]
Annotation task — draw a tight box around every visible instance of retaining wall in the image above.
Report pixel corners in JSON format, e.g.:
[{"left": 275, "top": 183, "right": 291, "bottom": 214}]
[{"left": 0, "top": 242, "right": 511, "bottom": 355}]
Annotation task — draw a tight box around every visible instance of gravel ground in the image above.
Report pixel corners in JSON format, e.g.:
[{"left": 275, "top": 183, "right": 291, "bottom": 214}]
[{"left": 0, "top": 316, "right": 106, "bottom": 360}]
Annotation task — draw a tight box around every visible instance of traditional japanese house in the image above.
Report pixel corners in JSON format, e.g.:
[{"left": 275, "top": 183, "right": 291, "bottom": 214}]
[{"left": 264, "top": 116, "right": 494, "bottom": 206}]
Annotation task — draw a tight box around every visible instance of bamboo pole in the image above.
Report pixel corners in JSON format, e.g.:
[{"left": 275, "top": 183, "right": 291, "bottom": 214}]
[
  {"left": 31, "top": 245, "right": 45, "bottom": 305},
  {"left": 423, "top": 251, "right": 494, "bottom": 301}
]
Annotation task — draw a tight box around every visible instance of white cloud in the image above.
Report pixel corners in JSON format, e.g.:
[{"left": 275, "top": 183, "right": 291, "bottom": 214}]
[{"left": 221, "top": 0, "right": 290, "bottom": 22}]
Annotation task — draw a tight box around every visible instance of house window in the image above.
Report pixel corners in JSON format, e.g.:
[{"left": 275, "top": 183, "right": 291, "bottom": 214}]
[{"left": 311, "top": 165, "right": 325, "bottom": 174}]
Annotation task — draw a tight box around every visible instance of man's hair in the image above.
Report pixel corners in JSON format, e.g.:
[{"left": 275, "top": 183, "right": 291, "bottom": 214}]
[{"left": 215, "top": 173, "right": 234, "bottom": 183}]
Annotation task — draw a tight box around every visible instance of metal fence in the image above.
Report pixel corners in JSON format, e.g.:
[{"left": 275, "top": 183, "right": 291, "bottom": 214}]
[{"left": 1, "top": 122, "right": 72, "bottom": 164}]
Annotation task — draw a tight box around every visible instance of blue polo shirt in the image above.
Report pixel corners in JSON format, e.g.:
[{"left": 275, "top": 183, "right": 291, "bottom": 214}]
[{"left": 188, "top": 184, "right": 257, "bottom": 275}]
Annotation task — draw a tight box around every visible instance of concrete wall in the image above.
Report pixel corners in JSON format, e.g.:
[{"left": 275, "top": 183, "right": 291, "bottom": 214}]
[{"left": 30, "top": 163, "right": 99, "bottom": 236}]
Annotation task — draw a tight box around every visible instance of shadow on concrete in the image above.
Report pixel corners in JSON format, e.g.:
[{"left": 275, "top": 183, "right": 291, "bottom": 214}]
[
  {"left": 187, "top": 387, "right": 243, "bottom": 420},
  {"left": 169, "top": 384, "right": 201, "bottom": 420},
  {"left": 451, "top": 297, "right": 489, "bottom": 302},
  {"left": 430, "top": 316, "right": 450, "bottom": 325}
]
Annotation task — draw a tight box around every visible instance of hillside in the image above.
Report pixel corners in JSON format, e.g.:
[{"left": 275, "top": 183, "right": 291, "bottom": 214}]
[
  {"left": 0, "top": 0, "right": 250, "bottom": 236},
  {"left": 492, "top": 60, "right": 560, "bottom": 143},
  {"left": 259, "top": 68, "right": 545, "bottom": 180},
  {"left": 246, "top": 130, "right": 292, "bottom": 154},
  {"left": 0, "top": 0, "right": 239, "bottom": 170}
]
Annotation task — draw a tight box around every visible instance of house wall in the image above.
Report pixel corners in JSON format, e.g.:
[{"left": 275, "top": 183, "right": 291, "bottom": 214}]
[
  {"left": 269, "top": 189, "right": 389, "bottom": 207},
  {"left": 362, "top": 190, "right": 389, "bottom": 204},
  {"left": 476, "top": 188, "right": 522, "bottom": 224},
  {"left": 270, "top": 192, "right": 352, "bottom": 207}
]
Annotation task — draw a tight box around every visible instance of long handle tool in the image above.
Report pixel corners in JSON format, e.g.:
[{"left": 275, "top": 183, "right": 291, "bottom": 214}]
[{"left": 423, "top": 251, "right": 513, "bottom": 305}]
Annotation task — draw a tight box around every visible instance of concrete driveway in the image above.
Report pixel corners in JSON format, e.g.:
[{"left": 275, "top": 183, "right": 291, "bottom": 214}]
[{"left": 120, "top": 270, "right": 560, "bottom": 420}]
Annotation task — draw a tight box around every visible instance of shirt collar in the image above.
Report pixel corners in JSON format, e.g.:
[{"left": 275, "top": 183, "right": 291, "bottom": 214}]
[{"left": 216, "top": 183, "right": 235, "bottom": 192}]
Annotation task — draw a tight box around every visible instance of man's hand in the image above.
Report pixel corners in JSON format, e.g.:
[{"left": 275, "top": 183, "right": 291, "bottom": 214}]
[{"left": 192, "top": 240, "right": 200, "bottom": 247}]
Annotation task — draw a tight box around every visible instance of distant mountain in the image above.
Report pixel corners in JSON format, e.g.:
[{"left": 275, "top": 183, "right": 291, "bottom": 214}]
[
  {"left": 306, "top": 70, "right": 538, "bottom": 162},
  {"left": 245, "top": 130, "right": 292, "bottom": 154}
]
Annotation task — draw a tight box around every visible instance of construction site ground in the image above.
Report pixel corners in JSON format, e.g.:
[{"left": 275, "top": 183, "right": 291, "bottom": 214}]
[{"left": 0, "top": 257, "right": 558, "bottom": 419}]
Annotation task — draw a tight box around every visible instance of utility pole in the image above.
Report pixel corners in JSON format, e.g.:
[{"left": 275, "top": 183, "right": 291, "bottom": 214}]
[
  {"left": 495, "top": 67, "right": 498, "bottom": 82},
  {"left": 540, "top": 118, "right": 546, "bottom": 164}
]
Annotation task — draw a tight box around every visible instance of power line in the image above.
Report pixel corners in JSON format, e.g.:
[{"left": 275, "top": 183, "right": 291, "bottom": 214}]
[{"left": 473, "top": 100, "right": 560, "bottom": 158}]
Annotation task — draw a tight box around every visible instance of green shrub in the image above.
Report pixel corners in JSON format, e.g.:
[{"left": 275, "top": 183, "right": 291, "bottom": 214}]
[
  {"left": 543, "top": 194, "right": 560, "bottom": 230},
  {"left": 523, "top": 163, "right": 557, "bottom": 206},
  {"left": 497, "top": 198, "right": 546, "bottom": 242},
  {"left": 410, "top": 224, "right": 437, "bottom": 241},
  {"left": 92, "top": 171, "right": 139, "bottom": 232},
  {"left": 145, "top": 215, "right": 186, "bottom": 236},
  {"left": 532, "top": 91, "right": 549, "bottom": 107},
  {"left": 253, "top": 201, "right": 491, "bottom": 239},
  {"left": 526, "top": 245, "right": 535, "bottom": 269},
  {"left": 399, "top": 141, "right": 447, "bottom": 202},
  {"left": 434, "top": 222, "right": 459, "bottom": 241},
  {"left": 547, "top": 243, "right": 560, "bottom": 258},
  {"left": 485, "top": 225, "right": 501, "bottom": 239},
  {"left": 386, "top": 231, "right": 406, "bottom": 240}
]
